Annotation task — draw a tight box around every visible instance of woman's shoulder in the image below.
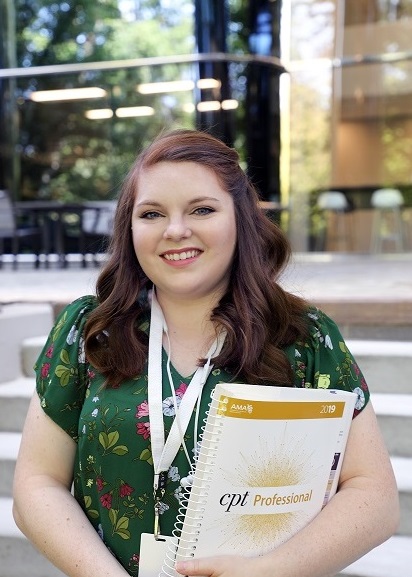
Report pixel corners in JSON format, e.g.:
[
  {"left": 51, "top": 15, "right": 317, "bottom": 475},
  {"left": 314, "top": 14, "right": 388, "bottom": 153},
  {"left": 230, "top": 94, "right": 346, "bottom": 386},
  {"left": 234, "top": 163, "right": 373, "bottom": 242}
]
[
  {"left": 56, "top": 294, "right": 98, "bottom": 318},
  {"left": 34, "top": 295, "right": 99, "bottom": 441},
  {"left": 283, "top": 304, "right": 342, "bottom": 364},
  {"left": 289, "top": 305, "right": 370, "bottom": 412},
  {"left": 293, "top": 304, "right": 354, "bottom": 368},
  {"left": 299, "top": 305, "right": 344, "bottom": 346},
  {"left": 50, "top": 295, "right": 98, "bottom": 335},
  {"left": 34, "top": 295, "right": 98, "bottom": 372}
]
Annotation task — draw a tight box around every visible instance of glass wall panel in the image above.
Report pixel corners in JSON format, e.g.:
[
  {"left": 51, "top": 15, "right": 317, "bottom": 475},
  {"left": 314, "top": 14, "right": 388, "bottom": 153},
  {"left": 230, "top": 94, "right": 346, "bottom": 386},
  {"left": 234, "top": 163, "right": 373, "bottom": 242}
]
[
  {"left": 0, "top": 0, "right": 197, "bottom": 201},
  {"left": 1, "top": 2, "right": 282, "bottom": 206},
  {"left": 281, "top": 0, "right": 336, "bottom": 249},
  {"left": 1, "top": 60, "right": 250, "bottom": 202},
  {"left": 282, "top": 0, "right": 412, "bottom": 252}
]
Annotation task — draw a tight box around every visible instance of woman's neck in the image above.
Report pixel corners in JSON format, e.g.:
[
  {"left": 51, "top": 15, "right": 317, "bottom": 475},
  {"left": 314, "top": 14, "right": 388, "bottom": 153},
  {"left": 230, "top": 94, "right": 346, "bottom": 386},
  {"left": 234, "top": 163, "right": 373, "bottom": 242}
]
[
  {"left": 155, "top": 291, "right": 220, "bottom": 377},
  {"left": 155, "top": 291, "right": 219, "bottom": 333}
]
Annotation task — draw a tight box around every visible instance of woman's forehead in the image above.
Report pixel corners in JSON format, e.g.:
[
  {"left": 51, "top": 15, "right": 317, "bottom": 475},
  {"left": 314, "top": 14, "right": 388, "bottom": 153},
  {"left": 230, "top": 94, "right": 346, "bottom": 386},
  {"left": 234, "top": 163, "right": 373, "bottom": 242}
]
[{"left": 136, "top": 161, "right": 225, "bottom": 193}]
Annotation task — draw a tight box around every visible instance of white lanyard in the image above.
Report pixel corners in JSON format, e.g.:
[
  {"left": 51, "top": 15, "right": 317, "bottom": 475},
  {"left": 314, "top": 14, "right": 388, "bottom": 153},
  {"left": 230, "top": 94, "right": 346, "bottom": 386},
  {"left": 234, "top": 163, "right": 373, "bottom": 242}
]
[{"left": 147, "top": 291, "right": 225, "bottom": 537}]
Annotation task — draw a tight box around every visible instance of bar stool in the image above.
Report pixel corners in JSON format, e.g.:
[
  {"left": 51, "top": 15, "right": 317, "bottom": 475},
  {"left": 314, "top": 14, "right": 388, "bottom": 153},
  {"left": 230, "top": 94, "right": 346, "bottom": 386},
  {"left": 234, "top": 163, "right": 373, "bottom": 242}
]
[
  {"left": 370, "top": 188, "right": 404, "bottom": 253},
  {"left": 316, "top": 191, "right": 352, "bottom": 251}
]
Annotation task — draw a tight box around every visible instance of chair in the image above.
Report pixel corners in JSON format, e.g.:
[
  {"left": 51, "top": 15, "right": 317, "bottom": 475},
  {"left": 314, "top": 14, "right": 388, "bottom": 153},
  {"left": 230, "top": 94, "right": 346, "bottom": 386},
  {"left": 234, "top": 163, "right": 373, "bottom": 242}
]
[
  {"left": 370, "top": 188, "right": 405, "bottom": 253},
  {"left": 79, "top": 201, "right": 116, "bottom": 267},
  {"left": 0, "top": 190, "right": 42, "bottom": 269},
  {"left": 315, "top": 191, "right": 353, "bottom": 251}
]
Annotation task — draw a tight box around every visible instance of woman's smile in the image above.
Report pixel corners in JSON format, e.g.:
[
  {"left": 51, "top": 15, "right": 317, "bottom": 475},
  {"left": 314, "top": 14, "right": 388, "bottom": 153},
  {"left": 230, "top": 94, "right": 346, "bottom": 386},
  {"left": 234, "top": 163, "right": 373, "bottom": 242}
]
[{"left": 161, "top": 248, "right": 203, "bottom": 263}]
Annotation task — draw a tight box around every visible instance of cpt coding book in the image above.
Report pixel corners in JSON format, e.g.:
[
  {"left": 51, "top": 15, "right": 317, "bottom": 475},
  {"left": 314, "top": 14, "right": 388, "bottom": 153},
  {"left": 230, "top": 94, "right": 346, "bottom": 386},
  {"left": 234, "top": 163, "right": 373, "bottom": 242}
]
[{"left": 161, "top": 383, "right": 357, "bottom": 576}]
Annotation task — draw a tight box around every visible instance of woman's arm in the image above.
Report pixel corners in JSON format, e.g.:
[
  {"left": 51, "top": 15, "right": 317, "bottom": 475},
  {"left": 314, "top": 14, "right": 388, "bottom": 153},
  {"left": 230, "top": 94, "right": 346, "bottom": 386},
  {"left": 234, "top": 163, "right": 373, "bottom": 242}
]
[
  {"left": 13, "top": 392, "right": 129, "bottom": 577},
  {"left": 176, "top": 401, "right": 400, "bottom": 577}
]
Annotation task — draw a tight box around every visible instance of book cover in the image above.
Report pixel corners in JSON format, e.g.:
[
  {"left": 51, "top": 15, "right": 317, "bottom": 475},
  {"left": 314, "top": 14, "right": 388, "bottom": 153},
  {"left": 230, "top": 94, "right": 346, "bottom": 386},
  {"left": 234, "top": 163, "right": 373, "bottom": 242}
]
[{"left": 161, "top": 384, "right": 357, "bottom": 576}]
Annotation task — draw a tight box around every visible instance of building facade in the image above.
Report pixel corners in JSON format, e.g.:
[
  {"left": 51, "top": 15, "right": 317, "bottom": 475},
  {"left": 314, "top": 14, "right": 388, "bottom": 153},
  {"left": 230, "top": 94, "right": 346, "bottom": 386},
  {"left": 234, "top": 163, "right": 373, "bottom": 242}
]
[{"left": 1, "top": 0, "right": 411, "bottom": 252}]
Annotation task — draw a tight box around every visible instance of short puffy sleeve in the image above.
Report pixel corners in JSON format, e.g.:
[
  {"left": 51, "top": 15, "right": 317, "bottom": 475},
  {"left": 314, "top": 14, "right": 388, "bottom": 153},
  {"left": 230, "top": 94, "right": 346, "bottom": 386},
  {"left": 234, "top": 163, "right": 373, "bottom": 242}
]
[
  {"left": 34, "top": 295, "right": 98, "bottom": 441},
  {"left": 287, "top": 307, "right": 370, "bottom": 416}
]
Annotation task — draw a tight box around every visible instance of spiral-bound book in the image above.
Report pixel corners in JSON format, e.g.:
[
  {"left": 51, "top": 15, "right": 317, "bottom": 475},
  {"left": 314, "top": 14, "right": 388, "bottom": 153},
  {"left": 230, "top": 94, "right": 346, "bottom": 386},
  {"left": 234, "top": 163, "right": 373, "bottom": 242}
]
[{"left": 161, "top": 383, "right": 357, "bottom": 576}]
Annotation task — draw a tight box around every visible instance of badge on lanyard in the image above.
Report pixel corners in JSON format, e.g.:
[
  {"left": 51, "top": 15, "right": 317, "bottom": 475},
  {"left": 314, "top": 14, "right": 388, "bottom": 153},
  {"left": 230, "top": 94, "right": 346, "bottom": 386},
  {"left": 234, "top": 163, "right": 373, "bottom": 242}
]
[{"left": 139, "top": 532, "right": 174, "bottom": 577}]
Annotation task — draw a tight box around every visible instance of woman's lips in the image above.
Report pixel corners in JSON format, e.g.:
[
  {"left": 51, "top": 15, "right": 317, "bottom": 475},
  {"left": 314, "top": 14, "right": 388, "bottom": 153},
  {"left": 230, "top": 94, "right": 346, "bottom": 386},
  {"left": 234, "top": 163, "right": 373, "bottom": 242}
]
[{"left": 162, "top": 249, "right": 202, "bottom": 262}]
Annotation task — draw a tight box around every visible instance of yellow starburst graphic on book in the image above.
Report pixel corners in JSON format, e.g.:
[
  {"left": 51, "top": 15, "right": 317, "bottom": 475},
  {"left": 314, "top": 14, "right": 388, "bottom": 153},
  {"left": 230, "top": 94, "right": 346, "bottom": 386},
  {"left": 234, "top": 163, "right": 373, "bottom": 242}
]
[{"left": 212, "top": 430, "right": 325, "bottom": 553}]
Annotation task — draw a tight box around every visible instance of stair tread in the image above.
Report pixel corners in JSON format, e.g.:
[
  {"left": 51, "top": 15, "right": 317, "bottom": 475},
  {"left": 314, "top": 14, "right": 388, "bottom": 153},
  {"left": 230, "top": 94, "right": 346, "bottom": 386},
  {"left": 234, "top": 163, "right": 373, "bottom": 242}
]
[
  {"left": 341, "top": 535, "right": 412, "bottom": 577},
  {"left": 1, "top": 495, "right": 411, "bottom": 576},
  {"left": 0, "top": 433, "right": 21, "bottom": 459},
  {"left": 1, "top": 430, "right": 411, "bottom": 486},
  {"left": 0, "top": 498, "right": 22, "bottom": 538},
  {"left": 22, "top": 335, "right": 47, "bottom": 345},
  {"left": 0, "top": 377, "right": 35, "bottom": 397},
  {"left": 393, "top": 456, "right": 412, "bottom": 491},
  {"left": 0, "top": 302, "right": 53, "bottom": 317},
  {"left": 372, "top": 393, "right": 412, "bottom": 416},
  {"left": 0, "top": 380, "right": 410, "bottom": 409},
  {"left": 346, "top": 339, "right": 412, "bottom": 356}
]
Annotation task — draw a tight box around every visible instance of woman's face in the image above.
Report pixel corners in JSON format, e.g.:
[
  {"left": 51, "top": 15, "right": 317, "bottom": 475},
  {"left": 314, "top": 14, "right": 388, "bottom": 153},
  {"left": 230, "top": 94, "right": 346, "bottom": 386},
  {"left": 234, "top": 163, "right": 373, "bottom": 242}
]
[{"left": 131, "top": 161, "right": 237, "bottom": 303}]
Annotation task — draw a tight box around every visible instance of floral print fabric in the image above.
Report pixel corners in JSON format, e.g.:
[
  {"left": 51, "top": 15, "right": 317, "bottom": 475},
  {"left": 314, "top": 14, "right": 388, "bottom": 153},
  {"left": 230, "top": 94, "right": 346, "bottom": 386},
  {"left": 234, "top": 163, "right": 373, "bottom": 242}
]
[{"left": 35, "top": 295, "right": 369, "bottom": 575}]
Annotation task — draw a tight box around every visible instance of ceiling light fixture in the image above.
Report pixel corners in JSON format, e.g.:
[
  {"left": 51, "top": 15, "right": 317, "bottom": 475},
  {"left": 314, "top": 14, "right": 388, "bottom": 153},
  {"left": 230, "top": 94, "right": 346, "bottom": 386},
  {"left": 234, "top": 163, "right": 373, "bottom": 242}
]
[
  {"left": 137, "top": 80, "right": 195, "bottom": 94},
  {"left": 197, "top": 78, "right": 221, "bottom": 89},
  {"left": 197, "top": 101, "right": 222, "bottom": 112},
  {"left": 221, "top": 99, "right": 239, "bottom": 110},
  {"left": 29, "top": 87, "right": 107, "bottom": 102},
  {"left": 85, "top": 108, "right": 114, "bottom": 119},
  {"left": 136, "top": 78, "right": 221, "bottom": 95},
  {"left": 115, "top": 106, "right": 154, "bottom": 117}
]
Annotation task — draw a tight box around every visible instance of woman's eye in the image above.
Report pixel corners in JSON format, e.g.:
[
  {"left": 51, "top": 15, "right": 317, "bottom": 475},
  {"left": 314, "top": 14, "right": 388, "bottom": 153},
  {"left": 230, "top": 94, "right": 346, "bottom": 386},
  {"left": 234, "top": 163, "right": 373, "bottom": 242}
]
[
  {"left": 140, "top": 211, "right": 162, "bottom": 219},
  {"left": 192, "top": 206, "right": 214, "bottom": 216}
]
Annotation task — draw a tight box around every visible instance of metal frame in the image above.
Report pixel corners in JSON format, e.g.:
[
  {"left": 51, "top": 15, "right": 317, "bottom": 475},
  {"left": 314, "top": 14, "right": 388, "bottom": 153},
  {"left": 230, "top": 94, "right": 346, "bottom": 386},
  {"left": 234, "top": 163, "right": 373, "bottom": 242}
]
[{"left": 0, "top": 52, "right": 285, "bottom": 79}]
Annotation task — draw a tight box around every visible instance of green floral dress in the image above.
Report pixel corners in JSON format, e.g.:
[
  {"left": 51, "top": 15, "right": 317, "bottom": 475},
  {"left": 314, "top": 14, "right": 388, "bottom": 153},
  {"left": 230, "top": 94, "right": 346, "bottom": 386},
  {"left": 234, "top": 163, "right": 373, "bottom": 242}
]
[{"left": 35, "top": 295, "right": 369, "bottom": 576}]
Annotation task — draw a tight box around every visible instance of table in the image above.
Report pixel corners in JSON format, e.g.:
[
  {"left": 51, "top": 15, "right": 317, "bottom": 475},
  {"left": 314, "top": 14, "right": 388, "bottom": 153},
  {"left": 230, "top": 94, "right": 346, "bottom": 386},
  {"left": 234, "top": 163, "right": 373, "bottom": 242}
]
[{"left": 15, "top": 201, "right": 116, "bottom": 268}]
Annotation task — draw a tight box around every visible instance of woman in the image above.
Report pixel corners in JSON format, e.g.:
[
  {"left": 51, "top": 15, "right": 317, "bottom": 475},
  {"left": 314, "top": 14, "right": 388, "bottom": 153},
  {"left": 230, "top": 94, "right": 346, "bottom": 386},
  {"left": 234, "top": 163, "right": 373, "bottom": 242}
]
[{"left": 13, "top": 129, "right": 399, "bottom": 577}]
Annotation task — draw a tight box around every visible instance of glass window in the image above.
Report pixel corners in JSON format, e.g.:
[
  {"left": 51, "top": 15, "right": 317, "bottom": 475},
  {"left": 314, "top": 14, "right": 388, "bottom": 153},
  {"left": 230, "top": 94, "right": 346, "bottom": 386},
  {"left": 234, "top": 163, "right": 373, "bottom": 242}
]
[{"left": 282, "top": 0, "right": 412, "bottom": 252}]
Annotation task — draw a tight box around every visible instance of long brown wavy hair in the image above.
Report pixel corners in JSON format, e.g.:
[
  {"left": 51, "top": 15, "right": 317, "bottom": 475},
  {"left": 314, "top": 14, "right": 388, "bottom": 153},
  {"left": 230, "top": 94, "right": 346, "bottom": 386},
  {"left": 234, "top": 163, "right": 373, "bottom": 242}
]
[{"left": 84, "top": 129, "right": 309, "bottom": 387}]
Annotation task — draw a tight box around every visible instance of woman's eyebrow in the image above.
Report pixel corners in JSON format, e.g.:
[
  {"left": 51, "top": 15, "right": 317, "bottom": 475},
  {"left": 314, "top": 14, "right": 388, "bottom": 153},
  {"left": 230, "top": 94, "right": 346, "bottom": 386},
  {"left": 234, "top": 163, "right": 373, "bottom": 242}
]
[
  {"left": 188, "top": 196, "right": 222, "bottom": 204},
  {"left": 136, "top": 196, "right": 222, "bottom": 208},
  {"left": 135, "top": 200, "right": 163, "bottom": 208}
]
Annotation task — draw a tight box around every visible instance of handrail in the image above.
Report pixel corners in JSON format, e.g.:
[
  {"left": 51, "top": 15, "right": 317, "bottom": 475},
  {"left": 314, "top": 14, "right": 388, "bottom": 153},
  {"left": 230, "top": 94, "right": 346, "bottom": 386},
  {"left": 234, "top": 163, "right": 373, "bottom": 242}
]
[
  {"left": 285, "top": 50, "right": 412, "bottom": 72},
  {"left": 2, "top": 49, "right": 412, "bottom": 80},
  {"left": 0, "top": 52, "right": 285, "bottom": 79}
]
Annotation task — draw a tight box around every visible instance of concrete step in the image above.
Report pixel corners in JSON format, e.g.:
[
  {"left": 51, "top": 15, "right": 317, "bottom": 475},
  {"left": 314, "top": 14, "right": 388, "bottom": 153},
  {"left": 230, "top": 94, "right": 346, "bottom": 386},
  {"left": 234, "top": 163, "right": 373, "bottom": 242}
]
[
  {"left": 0, "top": 303, "right": 53, "bottom": 384},
  {"left": 0, "top": 495, "right": 410, "bottom": 577},
  {"left": 372, "top": 393, "right": 412, "bottom": 458},
  {"left": 0, "top": 498, "right": 65, "bottom": 577},
  {"left": 346, "top": 340, "right": 412, "bottom": 394},
  {"left": 1, "top": 373, "right": 411, "bottom": 455},
  {"left": 0, "top": 378, "right": 34, "bottom": 433},
  {"left": 21, "top": 335, "right": 47, "bottom": 378},
  {"left": 392, "top": 456, "right": 412, "bottom": 537},
  {"left": 1, "top": 429, "right": 411, "bottom": 532},
  {"left": 1, "top": 378, "right": 411, "bottom": 458},
  {"left": 16, "top": 334, "right": 412, "bottom": 392},
  {"left": 18, "top": 336, "right": 412, "bottom": 393},
  {"left": 337, "top": 535, "right": 412, "bottom": 577},
  {"left": 0, "top": 433, "right": 20, "bottom": 497}
]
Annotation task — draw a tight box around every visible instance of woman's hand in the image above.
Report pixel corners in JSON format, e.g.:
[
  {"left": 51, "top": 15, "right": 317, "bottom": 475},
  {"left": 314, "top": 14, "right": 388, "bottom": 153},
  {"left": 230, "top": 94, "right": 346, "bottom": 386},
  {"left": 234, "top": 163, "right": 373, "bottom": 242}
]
[{"left": 175, "top": 555, "right": 267, "bottom": 577}]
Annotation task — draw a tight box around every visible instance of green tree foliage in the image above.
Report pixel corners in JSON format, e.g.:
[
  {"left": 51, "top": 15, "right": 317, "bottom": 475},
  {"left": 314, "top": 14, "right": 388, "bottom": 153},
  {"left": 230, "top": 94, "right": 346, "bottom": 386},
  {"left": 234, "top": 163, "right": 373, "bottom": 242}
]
[
  {"left": 13, "top": 0, "right": 195, "bottom": 202},
  {"left": 16, "top": 0, "right": 121, "bottom": 66}
]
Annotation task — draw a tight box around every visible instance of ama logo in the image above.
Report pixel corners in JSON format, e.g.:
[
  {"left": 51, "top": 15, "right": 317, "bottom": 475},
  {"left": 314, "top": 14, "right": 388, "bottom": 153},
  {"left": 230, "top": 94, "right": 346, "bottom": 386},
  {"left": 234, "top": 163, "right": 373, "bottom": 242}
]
[{"left": 229, "top": 402, "right": 253, "bottom": 415}]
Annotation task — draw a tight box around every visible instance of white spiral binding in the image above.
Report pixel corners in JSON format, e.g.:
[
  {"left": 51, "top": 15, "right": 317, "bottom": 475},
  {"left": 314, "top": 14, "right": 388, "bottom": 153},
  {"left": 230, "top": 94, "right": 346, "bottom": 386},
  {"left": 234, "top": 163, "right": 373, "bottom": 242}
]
[{"left": 160, "top": 389, "right": 224, "bottom": 577}]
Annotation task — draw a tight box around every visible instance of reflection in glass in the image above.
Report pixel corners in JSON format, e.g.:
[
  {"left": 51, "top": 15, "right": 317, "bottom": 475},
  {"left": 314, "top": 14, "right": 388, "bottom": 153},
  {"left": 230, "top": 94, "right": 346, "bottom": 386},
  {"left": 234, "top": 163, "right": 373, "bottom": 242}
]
[{"left": 283, "top": 0, "right": 412, "bottom": 252}]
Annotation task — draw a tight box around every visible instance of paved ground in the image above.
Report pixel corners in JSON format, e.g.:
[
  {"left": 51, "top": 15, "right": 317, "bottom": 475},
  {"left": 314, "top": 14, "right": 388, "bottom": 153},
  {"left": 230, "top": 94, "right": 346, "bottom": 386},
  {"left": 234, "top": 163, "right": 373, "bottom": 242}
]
[{"left": 1, "top": 252, "right": 412, "bottom": 305}]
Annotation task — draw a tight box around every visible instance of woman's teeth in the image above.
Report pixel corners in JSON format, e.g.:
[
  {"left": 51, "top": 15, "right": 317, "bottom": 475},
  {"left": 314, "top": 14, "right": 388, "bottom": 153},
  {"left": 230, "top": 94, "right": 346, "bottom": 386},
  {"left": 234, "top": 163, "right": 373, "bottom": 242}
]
[{"left": 164, "top": 250, "right": 199, "bottom": 261}]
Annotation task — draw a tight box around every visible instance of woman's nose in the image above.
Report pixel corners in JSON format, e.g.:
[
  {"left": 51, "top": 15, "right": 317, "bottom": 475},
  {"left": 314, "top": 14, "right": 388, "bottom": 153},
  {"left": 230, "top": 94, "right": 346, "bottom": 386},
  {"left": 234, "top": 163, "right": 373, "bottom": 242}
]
[{"left": 163, "top": 217, "right": 192, "bottom": 240}]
